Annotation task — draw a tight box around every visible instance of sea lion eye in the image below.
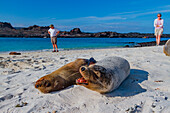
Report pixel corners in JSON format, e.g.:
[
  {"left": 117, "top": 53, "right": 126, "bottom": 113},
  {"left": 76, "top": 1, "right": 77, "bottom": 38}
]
[
  {"left": 35, "top": 85, "right": 39, "bottom": 88},
  {"left": 81, "top": 67, "right": 86, "bottom": 71}
]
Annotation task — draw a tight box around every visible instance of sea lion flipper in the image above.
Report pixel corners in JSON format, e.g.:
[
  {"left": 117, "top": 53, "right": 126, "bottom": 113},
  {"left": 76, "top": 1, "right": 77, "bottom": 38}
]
[{"left": 66, "top": 72, "right": 82, "bottom": 84}]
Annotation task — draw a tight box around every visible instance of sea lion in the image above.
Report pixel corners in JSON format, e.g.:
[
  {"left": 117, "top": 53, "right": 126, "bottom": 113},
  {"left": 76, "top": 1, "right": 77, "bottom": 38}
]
[
  {"left": 9, "top": 52, "right": 21, "bottom": 55},
  {"left": 76, "top": 56, "right": 130, "bottom": 93},
  {"left": 163, "top": 39, "right": 170, "bottom": 56},
  {"left": 35, "top": 58, "right": 96, "bottom": 93}
]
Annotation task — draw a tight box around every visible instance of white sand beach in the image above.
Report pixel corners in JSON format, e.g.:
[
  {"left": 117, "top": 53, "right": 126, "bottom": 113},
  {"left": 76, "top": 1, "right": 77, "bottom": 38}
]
[{"left": 0, "top": 46, "right": 170, "bottom": 113}]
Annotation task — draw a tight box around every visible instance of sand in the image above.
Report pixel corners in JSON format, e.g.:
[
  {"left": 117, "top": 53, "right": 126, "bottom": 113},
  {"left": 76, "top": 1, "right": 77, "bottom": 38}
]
[{"left": 0, "top": 46, "right": 170, "bottom": 113}]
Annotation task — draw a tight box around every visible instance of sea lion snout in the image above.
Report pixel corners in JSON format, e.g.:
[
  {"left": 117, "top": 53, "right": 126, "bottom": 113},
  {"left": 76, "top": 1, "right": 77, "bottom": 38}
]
[{"left": 35, "top": 79, "right": 51, "bottom": 88}]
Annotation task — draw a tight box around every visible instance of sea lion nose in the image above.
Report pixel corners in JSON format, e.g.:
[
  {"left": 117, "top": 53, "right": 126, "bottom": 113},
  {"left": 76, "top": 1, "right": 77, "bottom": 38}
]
[{"left": 81, "top": 67, "right": 86, "bottom": 71}]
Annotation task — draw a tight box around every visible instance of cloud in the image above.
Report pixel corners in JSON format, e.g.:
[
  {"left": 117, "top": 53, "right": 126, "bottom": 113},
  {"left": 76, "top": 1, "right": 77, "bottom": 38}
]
[
  {"left": 39, "top": 8, "right": 170, "bottom": 25},
  {"left": 131, "top": 9, "right": 170, "bottom": 17},
  {"left": 55, "top": 22, "right": 145, "bottom": 33},
  {"left": 50, "top": 15, "right": 126, "bottom": 24},
  {"left": 161, "top": 5, "right": 170, "bottom": 8},
  {"left": 113, "top": 11, "right": 142, "bottom": 15},
  {"left": 56, "top": 9, "right": 170, "bottom": 24},
  {"left": 85, "top": 16, "right": 126, "bottom": 20},
  {"left": 104, "top": 9, "right": 170, "bottom": 20}
]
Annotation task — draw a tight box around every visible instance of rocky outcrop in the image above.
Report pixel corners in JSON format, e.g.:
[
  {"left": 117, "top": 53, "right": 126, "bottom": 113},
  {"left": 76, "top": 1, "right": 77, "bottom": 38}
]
[
  {"left": 134, "top": 40, "right": 167, "bottom": 47},
  {"left": 0, "top": 22, "right": 14, "bottom": 29},
  {"left": 163, "top": 39, "right": 170, "bottom": 56},
  {"left": 70, "top": 28, "right": 82, "bottom": 34},
  {"left": 0, "top": 22, "right": 170, "bottom": 38},
  {"left": 0, "top": 23, "right": 50, "bottom": 37},
  {"left": 22, "top": 25, "right": 49, "bottom": 30}
]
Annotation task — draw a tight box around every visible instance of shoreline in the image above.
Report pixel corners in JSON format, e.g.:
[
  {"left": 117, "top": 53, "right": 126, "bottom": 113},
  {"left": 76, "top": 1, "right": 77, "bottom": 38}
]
[
  {"left": 0, "top": 47, "right": 124, "bottom": 54},
  {"left": 1, "top": 36, "right": 170, "bottom": 39},
  {"left": 0, "top": 39, "right": 168, "bottom": 54}
]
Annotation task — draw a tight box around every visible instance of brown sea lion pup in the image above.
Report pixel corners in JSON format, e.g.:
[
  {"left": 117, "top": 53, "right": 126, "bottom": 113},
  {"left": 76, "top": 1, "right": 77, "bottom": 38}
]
[
  {"left": 35, "top": 58, "right": 96, "bottom": 93},
  {"left": 76, "top": 56, "right": 130, "bottom": 94},
  {"left": 9, "top": 52, "right": 21, "bottom": 55}
]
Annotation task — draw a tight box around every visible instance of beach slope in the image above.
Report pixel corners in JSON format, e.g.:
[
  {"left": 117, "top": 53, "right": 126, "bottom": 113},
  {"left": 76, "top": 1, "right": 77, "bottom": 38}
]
[{"left": 0, "top": 46, "right": 170, "bottom": 113}]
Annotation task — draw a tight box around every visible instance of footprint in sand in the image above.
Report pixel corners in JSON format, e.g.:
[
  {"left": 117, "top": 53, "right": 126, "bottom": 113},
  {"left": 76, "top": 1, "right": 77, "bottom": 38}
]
[
  {"left": 0, "top": 94, "right": 14, "bottom": 102},
  {"left": 0, "top": 62, "right": 6, "bottom": 68}
]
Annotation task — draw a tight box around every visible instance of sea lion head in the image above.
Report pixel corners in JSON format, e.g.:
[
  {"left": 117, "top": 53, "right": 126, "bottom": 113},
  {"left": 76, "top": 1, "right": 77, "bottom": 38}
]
[
  {"left": 35, "top": 75, "right": 66, "bottom": 93},
  {"left": 76, "top": 64, "right": 107, "bottom": 93},
  {"left": 35, "top": 58, "right": 97, "bottom": 93}
]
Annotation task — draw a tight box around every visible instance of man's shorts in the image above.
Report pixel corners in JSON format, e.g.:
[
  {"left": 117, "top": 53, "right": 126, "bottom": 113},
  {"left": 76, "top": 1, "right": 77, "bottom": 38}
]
[
  {"left": 155, "top": 28, "right": 163, "bottom": 36},
  {"left": 51, "top": 36, "right": 57, "bottom": 44}
]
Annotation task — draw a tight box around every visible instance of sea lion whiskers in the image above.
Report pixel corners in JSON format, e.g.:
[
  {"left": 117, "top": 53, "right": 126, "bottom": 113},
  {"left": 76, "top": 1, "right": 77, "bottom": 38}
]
[
  {"left": 78, "top": 66, "right": 107, "bottom": 89},
  {"left": 90, "top": 69, "right": 108, "bottom": 89}
]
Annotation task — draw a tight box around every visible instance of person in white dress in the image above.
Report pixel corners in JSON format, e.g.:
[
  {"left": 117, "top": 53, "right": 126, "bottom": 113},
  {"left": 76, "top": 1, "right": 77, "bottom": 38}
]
[{"left": 154, "top": 13, "right": 164, "bottom": 46}]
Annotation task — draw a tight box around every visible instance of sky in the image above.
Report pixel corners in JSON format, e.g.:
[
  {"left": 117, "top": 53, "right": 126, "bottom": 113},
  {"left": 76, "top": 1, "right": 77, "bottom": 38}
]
[{"left": 0, "top": 0, "right": 170, "bottom": 33}]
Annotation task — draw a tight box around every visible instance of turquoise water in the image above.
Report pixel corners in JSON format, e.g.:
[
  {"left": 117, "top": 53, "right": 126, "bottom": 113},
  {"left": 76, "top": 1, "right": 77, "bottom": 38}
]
[{"left": 0, "top": 37, "right": 169, "bottom": 52}]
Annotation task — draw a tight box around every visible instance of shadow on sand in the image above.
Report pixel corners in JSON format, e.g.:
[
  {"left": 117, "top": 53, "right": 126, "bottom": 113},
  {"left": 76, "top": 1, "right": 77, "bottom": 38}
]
[{"left": 105, "top": 69, "right": 149, "bottom": 97}]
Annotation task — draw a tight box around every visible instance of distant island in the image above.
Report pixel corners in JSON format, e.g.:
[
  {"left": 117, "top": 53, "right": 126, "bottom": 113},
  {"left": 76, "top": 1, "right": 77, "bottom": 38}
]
[{"left": 1, "top": 22, "right": 170, "bottom": 38}]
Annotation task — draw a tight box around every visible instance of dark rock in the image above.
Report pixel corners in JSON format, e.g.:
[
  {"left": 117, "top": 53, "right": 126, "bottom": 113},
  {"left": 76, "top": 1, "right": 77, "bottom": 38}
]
[
  {"left": 165, "top": 97, "right": 168, "bottom": 100},
  {"left": 60, "top": 57, "right": 65, "bottom": 59},
  {"left": 136, "top": 40, "right": 167, "bottom": 47},
  {"left": 124, "top": 45, "right": 130, "bottom": 47},
  {"left": 0, "top": 22, "right": 14, "bottom": 29},
  {"left": 15, "top": 104, "right": 23, "bottom": 107},
  {"left": 23, "top": 25, "right": 49, "bottom": 30},
  {"left": 151, "top": 103, "right": 156, "bottom": 108},
  {"left": 70, "top": 28, "right": 82, "bottom": 34},
  {"left": 15, "top": 102, "right": 28, "bottom": 107}
]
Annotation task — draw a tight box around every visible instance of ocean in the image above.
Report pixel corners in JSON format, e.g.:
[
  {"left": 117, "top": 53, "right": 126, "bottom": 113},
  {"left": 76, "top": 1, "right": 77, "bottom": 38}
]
[{"left": 0, "top": 37, "right": 169, "bottom": 52}]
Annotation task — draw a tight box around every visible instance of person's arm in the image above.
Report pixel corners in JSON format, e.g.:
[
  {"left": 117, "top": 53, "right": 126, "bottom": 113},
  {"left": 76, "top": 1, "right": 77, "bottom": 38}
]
[
  {"left": 56, "top": 31, "right": 60, "bottom": 36},
  {"left": 154, "top": 19, "right": 157, "bottom": 27},
  {"left": 159, "top": 19, "right": 164, "bottom": 27},
  {"left": 48, "top": 31, "right": 51, "bottom": 35}
]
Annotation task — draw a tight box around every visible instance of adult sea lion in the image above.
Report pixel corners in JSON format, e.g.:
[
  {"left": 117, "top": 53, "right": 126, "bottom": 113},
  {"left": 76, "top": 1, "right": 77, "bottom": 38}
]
[
  {"left": 76, "top": 56, "right": 130, "bottom": 94},
  {"left": 163, "top": 39, "right": 170, "bottom": 56},
  {"left": 35, "top": 58, "right": 96, "bottom": 93}
]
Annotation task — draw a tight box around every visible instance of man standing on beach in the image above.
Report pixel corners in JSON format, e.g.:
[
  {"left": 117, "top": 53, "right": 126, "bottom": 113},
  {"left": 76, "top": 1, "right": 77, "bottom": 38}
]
[
  {"left": 48, "top": 24, "right": 60, "bottom": 52},
  {"left": 154, "top": 13, "right": 164, "bottom": 46}
]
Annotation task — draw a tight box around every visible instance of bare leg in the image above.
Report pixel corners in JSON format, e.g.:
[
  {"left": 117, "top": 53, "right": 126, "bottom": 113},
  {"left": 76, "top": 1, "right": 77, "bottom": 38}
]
[
  {"left": 52, "top": 44, "right": 56, "bottom": 51},
  {"left": 54, "top": 44, "right": 58, "bottom": 51},
  {"left": 156, "top": 35, "right": 158, "bottom": 45},
  {"left": 157, "top": 35, "right": 161, "bottom": 45}
]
